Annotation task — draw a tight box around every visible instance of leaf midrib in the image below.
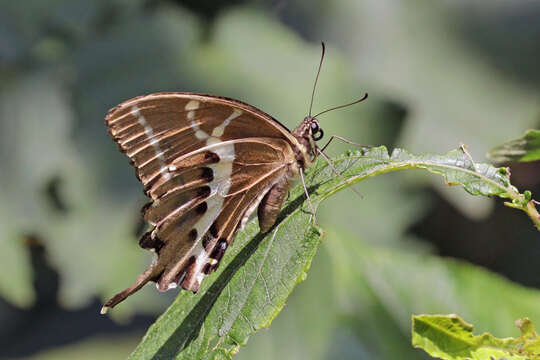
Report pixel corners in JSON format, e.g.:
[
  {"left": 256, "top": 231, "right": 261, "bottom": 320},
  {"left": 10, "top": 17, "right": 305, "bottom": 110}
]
[{"left": 333, "top": 154, "right": 516, "bottom": 197}]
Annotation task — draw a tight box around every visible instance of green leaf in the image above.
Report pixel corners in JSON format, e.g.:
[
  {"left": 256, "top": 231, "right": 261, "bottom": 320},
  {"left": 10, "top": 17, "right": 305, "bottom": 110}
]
[
  {"left": 412, "top": 314, "right": 540, "bottom": 360},
  {"left": 130, "top": 145, "right": 532, "bottom": 359},
  {"left": 330, "top": 145, "right": 517, "bottom": 199},
  {"left": 488, "top": 129, "right": 540, "bottom": 164},
  {"left": 304, "top": 226, "right": 540, "bottom": 360}
]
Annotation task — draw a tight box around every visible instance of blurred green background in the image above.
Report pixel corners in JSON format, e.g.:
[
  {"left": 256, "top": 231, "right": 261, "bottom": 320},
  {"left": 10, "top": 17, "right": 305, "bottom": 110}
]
[{"left": 1, "top": 0, "right": 539, "bottom": 359}]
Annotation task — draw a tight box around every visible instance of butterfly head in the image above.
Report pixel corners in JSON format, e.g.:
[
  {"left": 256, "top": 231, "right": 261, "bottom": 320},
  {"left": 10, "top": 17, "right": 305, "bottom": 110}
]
[
  {"left": 292, "top": 116, "right": 324, "bottom": 167},
  {"left": 294, "top": 42, "right": 368, "bottom": 168},
  {"left": 307, "top": 117, "right": 324, "bottom": 141}
]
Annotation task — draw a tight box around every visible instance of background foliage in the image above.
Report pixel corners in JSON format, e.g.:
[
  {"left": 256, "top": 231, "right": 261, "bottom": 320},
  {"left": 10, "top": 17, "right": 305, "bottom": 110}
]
[{"left": 0, "top": 0, "right": 539, "bottom": 359}]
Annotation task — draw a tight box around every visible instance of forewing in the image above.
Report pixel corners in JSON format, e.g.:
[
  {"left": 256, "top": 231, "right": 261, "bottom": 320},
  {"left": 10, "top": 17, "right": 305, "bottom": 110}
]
[{"left": 105, "top": 92, "right": 298, "bottom": 198}]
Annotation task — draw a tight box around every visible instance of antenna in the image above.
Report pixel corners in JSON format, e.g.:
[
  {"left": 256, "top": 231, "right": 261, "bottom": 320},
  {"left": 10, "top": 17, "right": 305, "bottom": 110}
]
[
  {"left": 313, "top": 93, "right": 368, "bottom": 118},
  {"left": 308, "top": 42, "right": 326, "bottom": 117}
]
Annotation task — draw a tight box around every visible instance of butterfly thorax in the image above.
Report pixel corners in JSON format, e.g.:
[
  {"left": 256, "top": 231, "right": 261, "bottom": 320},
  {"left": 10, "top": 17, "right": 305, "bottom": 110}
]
[{"left": 291, "top": 116, "right": 323, "bottom": 169}]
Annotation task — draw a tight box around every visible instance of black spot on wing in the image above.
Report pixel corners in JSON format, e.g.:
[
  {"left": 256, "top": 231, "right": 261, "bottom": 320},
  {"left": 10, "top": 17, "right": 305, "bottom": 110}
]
[
  {"left": 210, "top": 239, "right": 227, "bottom": 261},
  {"left": 202, "top": 263, "right": 211, "bottom": 275},
  {"left": 202, "top": 232, "right": 213, "bottom": 250},
  {"left": 188, "top": 229, "right": 198, "bottom": 243},
  {"left": 201, "top": 239, "right": 229, "bottom": 274},
  {"left": 139, "top": 231, "right": 165, "bottom": 252},
  {"left": 202, "top": 167, "right": 214, "bottom": 182},
  {"left": 195, "top": 201, "right": 208, "bottom": 214},
  {"left": 198, "top": 186, "right": 211, "bottom": 198},
  {"left": 209, "top": 222, "right": 219, "bottom": 238},
  {"left": 204, "top": 151, "right": 220, "bottom": 163}
]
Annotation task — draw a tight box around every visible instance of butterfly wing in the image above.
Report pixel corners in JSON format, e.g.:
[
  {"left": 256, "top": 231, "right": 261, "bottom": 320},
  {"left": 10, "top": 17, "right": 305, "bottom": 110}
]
[
  {"left": 102, "top": 93, "right": 299, "bottom": 312},
  {"left": 105, "top": 92, "right": 299, "bottom": 196}
]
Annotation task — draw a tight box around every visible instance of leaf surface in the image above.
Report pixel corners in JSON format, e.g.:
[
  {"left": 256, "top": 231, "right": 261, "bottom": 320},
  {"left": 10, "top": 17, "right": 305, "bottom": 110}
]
[
  {"left": 130, "top": 145, "right": 529, "bottom": 359},
  {"left": 412, "top": 314, "right": 540, "bottom": 360}
]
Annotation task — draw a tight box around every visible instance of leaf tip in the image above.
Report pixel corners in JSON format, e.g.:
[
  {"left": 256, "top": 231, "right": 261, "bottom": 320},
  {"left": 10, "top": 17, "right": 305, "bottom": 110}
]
[
  {"left": 498, "top": 167, "right": 510, "bottom": 176},
  {"left": 524, "top": 190, "right": 532, "bottom": 202},
  {"left": 516, "top": 317, "right": 536, "bottom": 336}
]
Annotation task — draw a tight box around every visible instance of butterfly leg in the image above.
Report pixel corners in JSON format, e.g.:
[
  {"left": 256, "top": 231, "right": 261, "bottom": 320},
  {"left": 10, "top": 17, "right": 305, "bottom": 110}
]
[
  {"left": 299, "top": 167, "right": 318, "bottom": 224},
  {"left": 319, "top": 135, "right": 372, "bottom": 153}
]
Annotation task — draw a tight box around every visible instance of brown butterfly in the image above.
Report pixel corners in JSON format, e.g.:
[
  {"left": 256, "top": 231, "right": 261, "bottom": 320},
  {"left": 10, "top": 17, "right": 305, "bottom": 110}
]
[{"left": 101, "top": 43, "right": 367, "bottom": 314}]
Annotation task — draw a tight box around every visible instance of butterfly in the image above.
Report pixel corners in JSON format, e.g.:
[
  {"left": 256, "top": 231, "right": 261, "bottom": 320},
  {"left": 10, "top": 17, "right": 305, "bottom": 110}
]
[{"left": 101, "top": 43, "right": 367, "bottom": 314}]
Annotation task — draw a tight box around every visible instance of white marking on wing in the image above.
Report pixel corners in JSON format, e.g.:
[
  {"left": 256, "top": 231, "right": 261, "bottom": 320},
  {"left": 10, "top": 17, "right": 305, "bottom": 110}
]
[
  {"left": 208, "top": 145, "right": 235, "bottom": 195},
  {"left": 206, "top": 137, "right": 220, "bottom": 146},
  {"left": 212, "top": 108, "right": 242, "bottom": 137},
  {"left": 185, "top": 100, "right": 200, "bottom": 110},
  {"left": 193, "top": 196, "right": 222, "bottom": 239},
  {"left": 171, "top": 122, "right": 237, "bottom": 287},
  {"left": 191, "top": 121, "right": 209, "bottom": 140},
  {"left": 167, "top": 282, "right": 177, "bottom": 290},
  {"left": 192, "top": 242, "right": 209, "bottom": 286},
  {"left": 161, "top": 170, "right": 171, "bottom": 181},
  {"left": 132, "top": 105, "right": 170, "bottom": 180}
]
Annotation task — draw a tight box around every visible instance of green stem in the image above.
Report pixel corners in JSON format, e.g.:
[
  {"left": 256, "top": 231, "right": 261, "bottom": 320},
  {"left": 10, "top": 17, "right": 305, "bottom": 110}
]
[{"left": 505, "top": 200, "right": 540, "bottom": 232}]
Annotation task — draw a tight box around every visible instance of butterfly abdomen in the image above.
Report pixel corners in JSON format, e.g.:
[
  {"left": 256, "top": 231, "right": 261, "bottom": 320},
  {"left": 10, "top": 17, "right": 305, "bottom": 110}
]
[{"left": 257, "top": 164, "right": 299, "bottom": 233}]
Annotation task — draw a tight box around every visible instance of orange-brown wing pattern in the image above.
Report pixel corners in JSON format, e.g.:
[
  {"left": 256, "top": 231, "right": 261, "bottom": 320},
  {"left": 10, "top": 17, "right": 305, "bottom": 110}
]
[{"left": 102, "top": 93, "right": 299, "bottom": 312}]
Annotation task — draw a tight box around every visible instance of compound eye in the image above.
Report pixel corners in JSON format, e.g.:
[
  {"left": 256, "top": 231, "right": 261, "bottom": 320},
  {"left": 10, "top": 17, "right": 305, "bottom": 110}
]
[
  {"left": 310, "top": 122, "right": 319, "bottom": 133},
  {"left": 313, "top": 128, "right": 324, "bottom": 141}
]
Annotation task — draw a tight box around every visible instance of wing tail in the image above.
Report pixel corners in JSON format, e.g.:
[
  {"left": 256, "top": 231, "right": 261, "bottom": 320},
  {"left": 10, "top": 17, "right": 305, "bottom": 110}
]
[{"left": 101, "top": 263, "right": 162, "bottom": 314}]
